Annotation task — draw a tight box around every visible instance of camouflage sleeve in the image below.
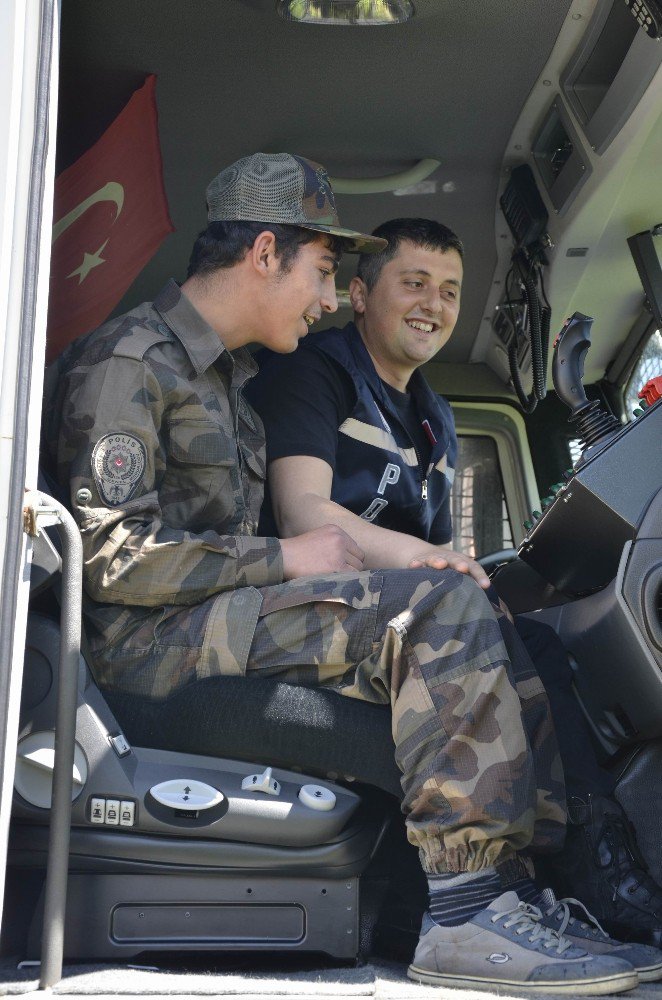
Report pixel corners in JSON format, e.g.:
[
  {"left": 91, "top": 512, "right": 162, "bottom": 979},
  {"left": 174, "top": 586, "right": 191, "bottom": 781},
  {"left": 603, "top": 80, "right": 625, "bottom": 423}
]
[{"left": 57, "top": 355, "right": 283, "bottom": 606}]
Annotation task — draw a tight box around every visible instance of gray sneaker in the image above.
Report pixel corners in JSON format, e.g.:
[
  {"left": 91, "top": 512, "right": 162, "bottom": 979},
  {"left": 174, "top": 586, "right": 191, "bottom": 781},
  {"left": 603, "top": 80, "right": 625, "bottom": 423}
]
[
  {"left": 540, "top": 888, "right": 662, "bottom": 982},
  {"left": 407, "top": 891, "right": 638, "bottom": 995}
]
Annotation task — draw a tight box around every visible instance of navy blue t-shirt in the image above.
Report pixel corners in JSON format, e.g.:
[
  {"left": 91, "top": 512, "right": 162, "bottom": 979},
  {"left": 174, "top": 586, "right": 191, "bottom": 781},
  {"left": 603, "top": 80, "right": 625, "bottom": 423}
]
[{"left": 246, "top": 344, "right": 453, "bottom": 542}]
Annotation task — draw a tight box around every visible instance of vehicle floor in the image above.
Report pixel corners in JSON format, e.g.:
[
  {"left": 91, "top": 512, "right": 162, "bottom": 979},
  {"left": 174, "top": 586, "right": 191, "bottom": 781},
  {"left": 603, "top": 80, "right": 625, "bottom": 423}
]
[{"left": 1, "top": 955, "right": 662, "bottom": 999}]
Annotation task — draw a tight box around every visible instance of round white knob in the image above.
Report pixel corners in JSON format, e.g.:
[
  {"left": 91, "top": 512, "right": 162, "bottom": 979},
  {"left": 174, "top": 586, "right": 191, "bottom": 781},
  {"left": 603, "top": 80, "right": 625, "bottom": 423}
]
[
  {"left": 149, "top": 778, "right": 223, "bottom": 810},
  {"left": 298, "top": 783, "right": 336, "bottom": 811}
]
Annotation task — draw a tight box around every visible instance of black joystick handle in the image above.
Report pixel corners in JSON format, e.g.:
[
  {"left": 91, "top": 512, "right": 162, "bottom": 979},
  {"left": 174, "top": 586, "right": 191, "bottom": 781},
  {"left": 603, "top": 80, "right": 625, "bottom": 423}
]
[
  {"left": 552, "top": 311, "right": 620, "bottom": 452},
  {"left": 552, "top": 312, "right": 593, "bottom": 416}
]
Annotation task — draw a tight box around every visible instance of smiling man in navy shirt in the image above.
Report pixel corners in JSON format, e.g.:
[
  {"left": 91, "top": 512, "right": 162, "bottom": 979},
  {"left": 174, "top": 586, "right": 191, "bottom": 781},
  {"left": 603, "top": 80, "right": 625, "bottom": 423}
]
[{"left": 248, "top": 216, "right": 662, "bottom": 951}]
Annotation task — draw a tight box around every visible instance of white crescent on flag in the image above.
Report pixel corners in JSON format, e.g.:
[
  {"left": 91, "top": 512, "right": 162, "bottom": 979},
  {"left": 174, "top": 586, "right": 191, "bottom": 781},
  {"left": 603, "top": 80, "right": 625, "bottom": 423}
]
[{"left": 52, "top": 181, "right": 124, "bottom": 243}]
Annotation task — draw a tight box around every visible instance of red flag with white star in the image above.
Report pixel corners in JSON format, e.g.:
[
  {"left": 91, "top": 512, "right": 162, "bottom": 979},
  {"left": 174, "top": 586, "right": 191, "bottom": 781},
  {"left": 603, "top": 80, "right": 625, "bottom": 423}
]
[{"left": 46, "top": 74, "right": 174, "bottom": 361}]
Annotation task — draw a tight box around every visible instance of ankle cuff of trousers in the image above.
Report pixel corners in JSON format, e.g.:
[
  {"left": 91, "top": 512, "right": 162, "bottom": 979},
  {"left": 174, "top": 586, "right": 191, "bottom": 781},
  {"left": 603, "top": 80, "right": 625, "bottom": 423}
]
[{"left": 496, "top": 854, "right": 535, "bottom": 884}]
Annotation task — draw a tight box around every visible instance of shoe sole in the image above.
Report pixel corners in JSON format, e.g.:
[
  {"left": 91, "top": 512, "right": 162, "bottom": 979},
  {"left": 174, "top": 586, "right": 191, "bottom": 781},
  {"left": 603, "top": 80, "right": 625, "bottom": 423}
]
[
  {"left": 562, "top": 932, "right": 662, "bottom": 981},
  {"left": 637, "top": 961, "right": 662, "bottom": 982},
  {"left": 407, "top": 963, "right": 638, "bottom": 995},
  {"left": 566, "top": 940, "right": 662, "bottom": 981}
]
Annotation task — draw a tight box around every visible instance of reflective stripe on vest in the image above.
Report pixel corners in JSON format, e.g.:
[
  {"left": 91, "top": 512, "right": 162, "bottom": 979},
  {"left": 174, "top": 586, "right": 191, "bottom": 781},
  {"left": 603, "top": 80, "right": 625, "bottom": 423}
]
[{"left": 310, "top": 323, "right": 457, "bottom": 541}]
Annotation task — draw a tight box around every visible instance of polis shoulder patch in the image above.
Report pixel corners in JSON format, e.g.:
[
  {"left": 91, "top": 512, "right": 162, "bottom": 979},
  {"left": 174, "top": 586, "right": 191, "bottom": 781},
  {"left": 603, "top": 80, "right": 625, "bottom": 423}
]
[{"left": 92, "top": 433, "right": 146, "bottom": 506}]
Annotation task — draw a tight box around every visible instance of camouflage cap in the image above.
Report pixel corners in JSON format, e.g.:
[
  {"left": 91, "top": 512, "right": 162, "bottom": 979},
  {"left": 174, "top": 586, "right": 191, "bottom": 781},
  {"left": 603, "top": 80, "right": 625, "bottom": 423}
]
[{"left": 206, "top": 152, "right": 387, "bottom": 254}]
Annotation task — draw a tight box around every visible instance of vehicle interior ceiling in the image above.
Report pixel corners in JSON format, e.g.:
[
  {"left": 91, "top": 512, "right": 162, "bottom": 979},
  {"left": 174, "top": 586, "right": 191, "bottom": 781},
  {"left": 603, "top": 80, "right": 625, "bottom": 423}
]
[{"left": 4, "top": 0, "right": 661, "bottom": 982}]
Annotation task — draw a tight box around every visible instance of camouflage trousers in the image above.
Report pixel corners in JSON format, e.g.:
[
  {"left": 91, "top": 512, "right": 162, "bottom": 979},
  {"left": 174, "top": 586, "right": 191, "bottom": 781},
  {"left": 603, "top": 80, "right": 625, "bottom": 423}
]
[
  {"left": 246, "top": 567, "right": 565, "bottom": 875},
  {"left": 94, "top": 567, "right": 565, "bottom": 875}
]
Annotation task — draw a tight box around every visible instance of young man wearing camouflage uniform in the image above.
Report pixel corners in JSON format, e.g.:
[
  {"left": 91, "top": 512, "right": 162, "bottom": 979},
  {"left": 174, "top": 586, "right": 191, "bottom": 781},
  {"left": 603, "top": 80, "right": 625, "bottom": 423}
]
[{"left": 44, "top": 154, "right": 647, "bottom": 994}]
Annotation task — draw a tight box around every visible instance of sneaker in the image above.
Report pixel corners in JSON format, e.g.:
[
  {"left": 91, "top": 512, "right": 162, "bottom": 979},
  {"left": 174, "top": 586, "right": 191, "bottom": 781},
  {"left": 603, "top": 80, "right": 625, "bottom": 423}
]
[
  {"left": 541, "top": 888, "right": 662, "bottom": 982},
  {"left": 407, "top": 891, "right": 638, "bottom": 995}
]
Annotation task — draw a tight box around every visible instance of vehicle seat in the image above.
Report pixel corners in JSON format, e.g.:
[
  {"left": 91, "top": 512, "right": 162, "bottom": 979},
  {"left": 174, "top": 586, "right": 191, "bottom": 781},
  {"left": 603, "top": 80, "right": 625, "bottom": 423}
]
[
  {"left": 105, "top": 679, "right": 401, "bottom": 797},
  {"left": 8, "top": 502, "right": 405, "bottom": 963}
]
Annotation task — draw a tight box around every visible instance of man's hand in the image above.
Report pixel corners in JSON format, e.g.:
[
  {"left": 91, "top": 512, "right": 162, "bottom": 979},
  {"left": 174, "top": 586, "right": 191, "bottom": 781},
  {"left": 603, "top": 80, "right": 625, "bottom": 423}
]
[
  {"left": 280, "top": 525, "right": 365, "bottom": 580},
  {"left": 408, "top": 547, "right": 491, "bottom": 589}
]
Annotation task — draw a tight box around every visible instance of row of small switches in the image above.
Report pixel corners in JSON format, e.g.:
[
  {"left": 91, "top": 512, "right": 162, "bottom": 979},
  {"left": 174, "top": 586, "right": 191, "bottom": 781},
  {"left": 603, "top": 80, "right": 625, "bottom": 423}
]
[
  {"left": 90, "top": 796, "right": 135, "bottom": 826},
  {"left": 523, "top": 470, "right": 574, "bottom": 531}
]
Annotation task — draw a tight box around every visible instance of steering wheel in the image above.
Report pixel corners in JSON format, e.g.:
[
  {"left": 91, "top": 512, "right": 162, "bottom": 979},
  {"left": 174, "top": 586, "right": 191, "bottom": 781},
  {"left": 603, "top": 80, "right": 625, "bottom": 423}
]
[{"left": 477, "top": 548, "right": 519, "bottom": 574}]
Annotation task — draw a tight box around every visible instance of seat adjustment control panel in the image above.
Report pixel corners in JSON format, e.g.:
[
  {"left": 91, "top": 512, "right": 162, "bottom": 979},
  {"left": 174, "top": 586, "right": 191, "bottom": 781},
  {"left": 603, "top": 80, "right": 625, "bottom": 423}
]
[
  {"left": 63, "top": 745, "right": 362, "bottom": 848},
  {"left": 89, "top": 796, "right": 136, "bottom": 826}
]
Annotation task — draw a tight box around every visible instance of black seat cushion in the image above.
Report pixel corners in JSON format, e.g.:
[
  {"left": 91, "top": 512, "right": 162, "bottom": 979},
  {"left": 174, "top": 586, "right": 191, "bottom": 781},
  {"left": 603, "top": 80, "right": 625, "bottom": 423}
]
[{"left": 105, "top": 675, "right": 403, "bottom": 798}]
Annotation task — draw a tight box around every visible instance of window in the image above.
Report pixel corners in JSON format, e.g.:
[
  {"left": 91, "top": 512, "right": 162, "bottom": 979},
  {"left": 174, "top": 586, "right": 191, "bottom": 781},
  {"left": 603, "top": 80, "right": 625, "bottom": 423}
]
[
  {"left": 452, "top": 436, "right": 513, "bottom": 558},
  {"left": 624, "top": 327, "right": 662, "bottom": 420}
]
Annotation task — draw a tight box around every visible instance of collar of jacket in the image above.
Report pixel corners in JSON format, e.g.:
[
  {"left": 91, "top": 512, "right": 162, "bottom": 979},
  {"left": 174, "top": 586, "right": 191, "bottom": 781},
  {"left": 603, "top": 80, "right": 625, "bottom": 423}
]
[
  {"left": 154, "top": 279, "right": 257, "bottom": 380},
  {"left": 337, "top": 322, "right": 450, "bottom": 454}
]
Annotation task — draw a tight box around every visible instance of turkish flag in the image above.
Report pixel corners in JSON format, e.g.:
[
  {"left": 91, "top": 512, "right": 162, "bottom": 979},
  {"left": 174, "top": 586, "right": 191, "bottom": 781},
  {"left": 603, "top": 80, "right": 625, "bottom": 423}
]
[{"left": 46, "top": 74, "right": 174, "bottom": 361}]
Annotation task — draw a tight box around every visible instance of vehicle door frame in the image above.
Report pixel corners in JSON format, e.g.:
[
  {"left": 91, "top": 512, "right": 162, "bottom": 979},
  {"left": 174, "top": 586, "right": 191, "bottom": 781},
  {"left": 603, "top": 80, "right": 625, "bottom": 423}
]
[{"left": 0, "top": 0, "right": 60, "bottom": 932}]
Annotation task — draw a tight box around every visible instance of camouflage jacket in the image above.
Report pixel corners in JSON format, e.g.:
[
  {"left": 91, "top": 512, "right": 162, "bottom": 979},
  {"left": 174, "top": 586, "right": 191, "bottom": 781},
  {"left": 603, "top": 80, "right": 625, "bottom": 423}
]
[{"left": 42, "top": 280, "right": 283, "bottom": 670}]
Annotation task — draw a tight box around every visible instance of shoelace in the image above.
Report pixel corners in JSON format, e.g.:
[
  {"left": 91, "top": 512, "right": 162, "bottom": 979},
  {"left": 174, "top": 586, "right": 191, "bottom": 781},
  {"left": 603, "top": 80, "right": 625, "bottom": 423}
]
[
  {"left": 598, "top": 818, "right": 658, "bottom": 905},
  {"left": 569, "top": 801, "right": 662, "bottom": 914},
  {"left": 492, "top": 900, "right": 573, "bottom": 955},
  {"left": 602, "top": 822, "right": 662, "bottom": 908},
  {"left": 542, "top": 890, "right": 609, "bottom": 940},
  {"left": 622, "top": 869, "right": 662, "bottom": 911}
]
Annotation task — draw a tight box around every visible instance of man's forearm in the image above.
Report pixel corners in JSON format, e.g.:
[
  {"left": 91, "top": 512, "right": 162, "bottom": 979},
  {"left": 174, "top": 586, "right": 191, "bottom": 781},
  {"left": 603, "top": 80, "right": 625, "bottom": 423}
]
[
  {"left": 275, "top": 491, "right": 438, "bottom": 570},
  {"left": 268, "top": 455, "right": 490, "bottom": 586}
]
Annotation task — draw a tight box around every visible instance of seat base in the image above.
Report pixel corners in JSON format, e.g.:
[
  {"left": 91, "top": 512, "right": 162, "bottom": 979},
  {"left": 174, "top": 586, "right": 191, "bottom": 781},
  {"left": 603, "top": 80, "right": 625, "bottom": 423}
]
[{"left": 26, "top": 871, "right": 360, "bottom": 960}]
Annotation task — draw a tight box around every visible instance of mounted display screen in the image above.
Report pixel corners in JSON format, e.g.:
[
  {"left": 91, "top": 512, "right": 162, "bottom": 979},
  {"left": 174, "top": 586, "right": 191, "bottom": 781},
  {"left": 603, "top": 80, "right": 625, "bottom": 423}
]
[{"left": 628, "top": 226, "right": 662, "bottom": 332}]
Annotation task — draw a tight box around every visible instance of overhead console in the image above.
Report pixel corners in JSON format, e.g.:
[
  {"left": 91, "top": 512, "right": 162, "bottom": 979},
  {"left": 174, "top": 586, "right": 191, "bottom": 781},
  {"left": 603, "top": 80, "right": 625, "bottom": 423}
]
[
  {"left": 491, "top": 0, "right": 662, "bottom": 404},
  {"left": 561, "top": 0, "right": 662, "bottom": 155},
  {"left": 531, "top": 0, "right": 662, "bottom": 216},
  {"left": 487, "top": 0, "right": 662, "bottom": 390}
]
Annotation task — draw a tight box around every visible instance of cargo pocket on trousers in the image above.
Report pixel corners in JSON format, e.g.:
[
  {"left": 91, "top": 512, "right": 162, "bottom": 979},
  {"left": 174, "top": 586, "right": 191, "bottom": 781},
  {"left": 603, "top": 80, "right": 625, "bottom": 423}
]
[
  {"left": 200, "top": 587, "right": 263, "bottom": 680},
  {"left": 253, "top": 571, "right": 382, "bottom": 669}
]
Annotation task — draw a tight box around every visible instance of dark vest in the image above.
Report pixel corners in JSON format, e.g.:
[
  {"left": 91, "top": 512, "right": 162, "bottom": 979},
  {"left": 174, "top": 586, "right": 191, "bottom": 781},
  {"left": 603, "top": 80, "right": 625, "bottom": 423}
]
[{"left": 312, "top": 323, "right": 456, "bottom": 542}]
